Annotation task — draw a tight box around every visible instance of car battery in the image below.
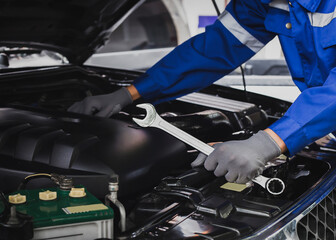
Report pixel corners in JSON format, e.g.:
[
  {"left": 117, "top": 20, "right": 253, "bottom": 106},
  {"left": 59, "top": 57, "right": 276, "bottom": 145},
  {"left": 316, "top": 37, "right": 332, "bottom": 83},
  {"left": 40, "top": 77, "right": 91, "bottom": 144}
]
[{"left": 0, "top": 186, "right": 114, "bottom": 240}]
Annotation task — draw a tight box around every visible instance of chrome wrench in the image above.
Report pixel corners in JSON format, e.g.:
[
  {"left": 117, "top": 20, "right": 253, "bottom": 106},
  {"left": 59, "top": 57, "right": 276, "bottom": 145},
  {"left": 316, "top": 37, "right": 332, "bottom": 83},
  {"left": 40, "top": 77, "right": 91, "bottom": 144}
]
[{"left": 133, "top": 103, "right": 285, "bottom": 195}]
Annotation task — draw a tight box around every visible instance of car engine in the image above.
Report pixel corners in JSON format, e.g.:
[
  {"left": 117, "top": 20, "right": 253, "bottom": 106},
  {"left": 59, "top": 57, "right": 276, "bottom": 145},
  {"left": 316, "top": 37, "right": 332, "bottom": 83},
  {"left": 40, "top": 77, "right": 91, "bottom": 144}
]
[{"left": 0, "top": 66, "right": 334, "bottom": 239}]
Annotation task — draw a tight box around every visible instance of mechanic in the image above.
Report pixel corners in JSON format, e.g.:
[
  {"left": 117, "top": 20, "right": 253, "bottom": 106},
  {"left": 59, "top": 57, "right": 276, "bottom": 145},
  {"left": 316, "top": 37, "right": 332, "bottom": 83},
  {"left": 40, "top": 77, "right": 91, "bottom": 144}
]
[{"left": 69, "top": 0, "right": 336, "bottom": 184}]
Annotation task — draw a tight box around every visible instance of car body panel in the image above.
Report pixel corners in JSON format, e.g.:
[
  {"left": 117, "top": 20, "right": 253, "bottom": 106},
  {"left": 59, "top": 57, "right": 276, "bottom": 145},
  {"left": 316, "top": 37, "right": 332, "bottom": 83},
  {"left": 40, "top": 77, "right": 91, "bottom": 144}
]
[{"left": 0, "top": 0, "right": 143, "bottom": 64}]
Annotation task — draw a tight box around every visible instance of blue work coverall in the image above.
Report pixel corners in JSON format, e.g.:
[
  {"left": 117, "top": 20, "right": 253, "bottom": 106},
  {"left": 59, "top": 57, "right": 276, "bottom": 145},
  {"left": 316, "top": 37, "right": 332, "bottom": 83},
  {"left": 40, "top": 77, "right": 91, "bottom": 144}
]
[{"left": 133, "top": 0, "right": 336, "bottom": 156}]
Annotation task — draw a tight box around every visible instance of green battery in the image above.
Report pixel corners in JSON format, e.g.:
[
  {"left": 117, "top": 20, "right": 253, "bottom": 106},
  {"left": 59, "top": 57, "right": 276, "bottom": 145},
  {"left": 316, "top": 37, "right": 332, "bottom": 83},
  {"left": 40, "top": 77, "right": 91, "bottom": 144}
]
[{"left": 1, "top": 186, "right": 114, "bottom": 239}]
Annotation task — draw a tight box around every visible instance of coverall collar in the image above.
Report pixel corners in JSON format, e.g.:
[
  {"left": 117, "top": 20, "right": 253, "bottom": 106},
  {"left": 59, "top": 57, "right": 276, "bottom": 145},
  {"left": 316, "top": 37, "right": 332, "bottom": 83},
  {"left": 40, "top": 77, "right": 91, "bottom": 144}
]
[{"left": 260, "top": 0, "right": 322, "bottom": 12}]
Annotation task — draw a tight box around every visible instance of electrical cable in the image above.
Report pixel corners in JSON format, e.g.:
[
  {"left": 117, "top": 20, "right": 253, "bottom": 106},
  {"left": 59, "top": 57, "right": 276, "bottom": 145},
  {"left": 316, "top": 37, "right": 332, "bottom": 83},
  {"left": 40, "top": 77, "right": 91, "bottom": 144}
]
[
  {"left": 17, "top": 173, "right": 52, "bottom": 190},
  {"left": 211, "top": 0, "right": 249, "bottom": 102},
  {"left": 24, "top": 173, "right": 51, "bottom": 179}
]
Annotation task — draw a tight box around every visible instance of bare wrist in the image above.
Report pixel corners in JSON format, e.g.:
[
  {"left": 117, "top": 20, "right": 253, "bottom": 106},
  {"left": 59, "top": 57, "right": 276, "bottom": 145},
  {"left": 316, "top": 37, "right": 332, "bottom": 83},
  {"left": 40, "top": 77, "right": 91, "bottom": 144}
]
[
  {"left": 264, "top": 128, "right": 287, "bottom": 153},
  {"left": 126, "top": 85, "right": 141, "bottom": 101}
]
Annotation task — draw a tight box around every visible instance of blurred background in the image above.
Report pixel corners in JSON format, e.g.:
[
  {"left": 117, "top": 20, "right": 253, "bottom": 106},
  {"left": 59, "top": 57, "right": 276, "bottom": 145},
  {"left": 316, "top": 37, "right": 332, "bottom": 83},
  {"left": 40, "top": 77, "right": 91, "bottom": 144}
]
[{"left": 85, "top": 0, "right": 300, "bottom": 102}]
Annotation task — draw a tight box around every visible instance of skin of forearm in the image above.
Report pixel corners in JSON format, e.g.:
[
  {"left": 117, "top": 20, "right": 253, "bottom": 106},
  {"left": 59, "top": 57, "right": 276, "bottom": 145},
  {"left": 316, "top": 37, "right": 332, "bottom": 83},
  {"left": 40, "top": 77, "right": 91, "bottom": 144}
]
[
  {"left": 126, "top": 85, "right": 141, "bottom": 101},
  {"left": 264, "top": 128, "right": 287, "bottom": 153}
]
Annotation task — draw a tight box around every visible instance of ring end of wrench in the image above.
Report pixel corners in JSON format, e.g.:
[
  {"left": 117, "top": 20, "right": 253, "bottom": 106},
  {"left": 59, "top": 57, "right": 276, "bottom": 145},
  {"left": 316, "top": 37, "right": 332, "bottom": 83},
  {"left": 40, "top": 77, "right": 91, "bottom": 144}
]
[
  {"left": 252, "top": 175, "right": 285, "bottom": 195},
  {"left": 265, "top": 178, "right": 285, "bottom": 195}
]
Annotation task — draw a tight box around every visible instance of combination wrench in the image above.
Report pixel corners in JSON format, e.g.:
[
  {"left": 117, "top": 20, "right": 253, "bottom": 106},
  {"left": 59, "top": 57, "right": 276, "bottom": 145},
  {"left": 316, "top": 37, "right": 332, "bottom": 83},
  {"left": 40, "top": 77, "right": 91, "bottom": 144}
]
[{"left": 133, "top": 103, "right": 285, "bottom": 195}]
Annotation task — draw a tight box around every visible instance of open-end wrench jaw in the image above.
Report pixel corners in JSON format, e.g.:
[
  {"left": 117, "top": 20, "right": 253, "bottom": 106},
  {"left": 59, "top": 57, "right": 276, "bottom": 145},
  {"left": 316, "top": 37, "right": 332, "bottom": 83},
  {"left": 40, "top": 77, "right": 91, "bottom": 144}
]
[{"left": 132, "top": 103, "right": 157, "bottom": 127}]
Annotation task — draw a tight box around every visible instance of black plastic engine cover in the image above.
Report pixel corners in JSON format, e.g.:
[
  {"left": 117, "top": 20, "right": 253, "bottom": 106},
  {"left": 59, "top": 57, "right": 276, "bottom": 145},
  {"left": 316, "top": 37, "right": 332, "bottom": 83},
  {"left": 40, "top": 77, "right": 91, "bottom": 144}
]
[
  {"left": 0, "top": 107, "right": 189, "bottom": 198},
  {"left": 124, "top": 156, "right": 330, "bottom": 239}
]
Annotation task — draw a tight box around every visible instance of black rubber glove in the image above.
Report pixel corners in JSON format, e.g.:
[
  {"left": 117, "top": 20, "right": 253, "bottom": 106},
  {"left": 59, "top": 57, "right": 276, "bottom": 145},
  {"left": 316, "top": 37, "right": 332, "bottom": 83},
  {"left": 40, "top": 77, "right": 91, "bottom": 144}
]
[
  {"left": 68, "top": 87, "right": 133, "bottom": 117},
  {"left": 191, "top": 131, "right": 281, "bottom": 183}
]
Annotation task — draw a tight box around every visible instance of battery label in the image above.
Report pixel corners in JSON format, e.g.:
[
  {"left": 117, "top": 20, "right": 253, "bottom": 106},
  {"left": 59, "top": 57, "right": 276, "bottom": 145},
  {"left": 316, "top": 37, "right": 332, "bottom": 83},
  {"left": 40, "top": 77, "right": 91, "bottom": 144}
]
[{"left": 63, "top": 204, "right": 108, "bottom": 214}]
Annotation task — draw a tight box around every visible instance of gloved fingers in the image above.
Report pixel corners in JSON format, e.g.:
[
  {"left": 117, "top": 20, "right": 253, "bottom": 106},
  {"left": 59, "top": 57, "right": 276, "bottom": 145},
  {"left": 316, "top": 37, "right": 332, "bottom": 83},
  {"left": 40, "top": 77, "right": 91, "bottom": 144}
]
[
  {"left": 191, "top": 153, "right": 207, "bottom": 168},
  {"left": 73, "top": 101, "right": 86, "bottom": 115},
  {"left": 68, "top": 101, "right": 82, "bottom": 113},
  {"left": 234, "top": 166, "right": 264, "bottom": 184},
  {"left": 95, "top": 104, "right": 122, "bottom": 117},
  {"left": 95, "top": 105, "right": 114, "bottom": 117},
  {"left": 109, "top": 104, "right": 122, "bottom": 116},
  {"left": 204, "top": 153, "right": 220, "bottom": 171},
  {"left": 256, "top": 167, "right": 263, "bottom": 176},
  {"left": 82, "top": 100, "right": 101, "bottom": 115},
  {"left": 224, "top": 171, "right": 238, "bottom": 183},
  {"left": 213, "top": 164, "right": 228, "bottom": 177},
  {"left": 235, "top": 175, "right": 250, "bottom": 184}
]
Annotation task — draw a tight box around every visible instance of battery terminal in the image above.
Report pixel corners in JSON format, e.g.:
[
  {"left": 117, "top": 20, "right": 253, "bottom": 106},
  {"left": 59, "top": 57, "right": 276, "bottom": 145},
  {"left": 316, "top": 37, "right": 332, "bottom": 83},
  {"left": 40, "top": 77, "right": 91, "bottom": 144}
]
[
  {"left": 39, "top": 190, "right": 57, "bottom": 201},
  {"left": 69, "top": 188, "right": 86, "bottom": 198},
  {"left": 8, "top": 193, "right": 26, "bottom": 204}
]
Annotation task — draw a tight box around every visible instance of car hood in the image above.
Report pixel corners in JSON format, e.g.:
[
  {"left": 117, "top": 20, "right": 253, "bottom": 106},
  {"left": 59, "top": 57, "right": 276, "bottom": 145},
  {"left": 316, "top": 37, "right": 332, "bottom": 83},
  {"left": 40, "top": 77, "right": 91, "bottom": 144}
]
[{"left": 0, "top": 0, "right": 143, "bottom": 64}]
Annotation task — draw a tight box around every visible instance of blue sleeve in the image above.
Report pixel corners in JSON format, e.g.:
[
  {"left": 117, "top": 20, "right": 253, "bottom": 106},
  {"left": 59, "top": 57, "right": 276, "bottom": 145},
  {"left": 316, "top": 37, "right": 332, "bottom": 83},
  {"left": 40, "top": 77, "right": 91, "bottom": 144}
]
[
  {"left": 133, "top": 0, "right": 275, "bottom": 104},
  {"left": 270, "top": 68, "right": 336, "bottom": 155}
]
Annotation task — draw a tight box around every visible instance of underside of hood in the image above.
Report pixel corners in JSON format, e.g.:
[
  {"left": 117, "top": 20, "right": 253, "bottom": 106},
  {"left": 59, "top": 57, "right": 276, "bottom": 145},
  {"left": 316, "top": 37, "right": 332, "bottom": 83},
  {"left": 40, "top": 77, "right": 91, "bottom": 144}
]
[{"left": 0, "top": 0, "right": 143, "bottom": 64}]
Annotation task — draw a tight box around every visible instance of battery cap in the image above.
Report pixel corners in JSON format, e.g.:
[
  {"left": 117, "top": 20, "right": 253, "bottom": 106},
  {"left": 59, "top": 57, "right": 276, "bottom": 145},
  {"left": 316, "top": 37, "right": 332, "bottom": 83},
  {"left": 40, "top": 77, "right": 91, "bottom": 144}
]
[
  {"left": 8, "top": 193, "right": 26, "bottom": 204},
  {"left": 69, "top": 188, "right": 86, "bottom": 198},
  {"left": 39, "top": 190, "right": 57, "bottom": 201}
]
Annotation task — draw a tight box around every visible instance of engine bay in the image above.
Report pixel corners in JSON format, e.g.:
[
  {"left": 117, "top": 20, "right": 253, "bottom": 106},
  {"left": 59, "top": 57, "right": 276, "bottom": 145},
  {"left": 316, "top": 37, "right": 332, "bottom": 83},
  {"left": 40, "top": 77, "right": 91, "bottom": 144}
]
[{"left": 0, "top": 66, "right": 334, "bottom": 239}]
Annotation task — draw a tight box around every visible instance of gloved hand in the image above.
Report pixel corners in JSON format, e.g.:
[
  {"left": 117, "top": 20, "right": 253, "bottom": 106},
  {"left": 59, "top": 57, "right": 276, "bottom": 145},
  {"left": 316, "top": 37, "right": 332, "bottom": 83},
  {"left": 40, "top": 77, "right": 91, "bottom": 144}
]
[
  {"left": 68, "top": 87, "right": 133, "bottom": 117},
  {"left": 191, "top": 131, "right": 281, "bottom": 183}
]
